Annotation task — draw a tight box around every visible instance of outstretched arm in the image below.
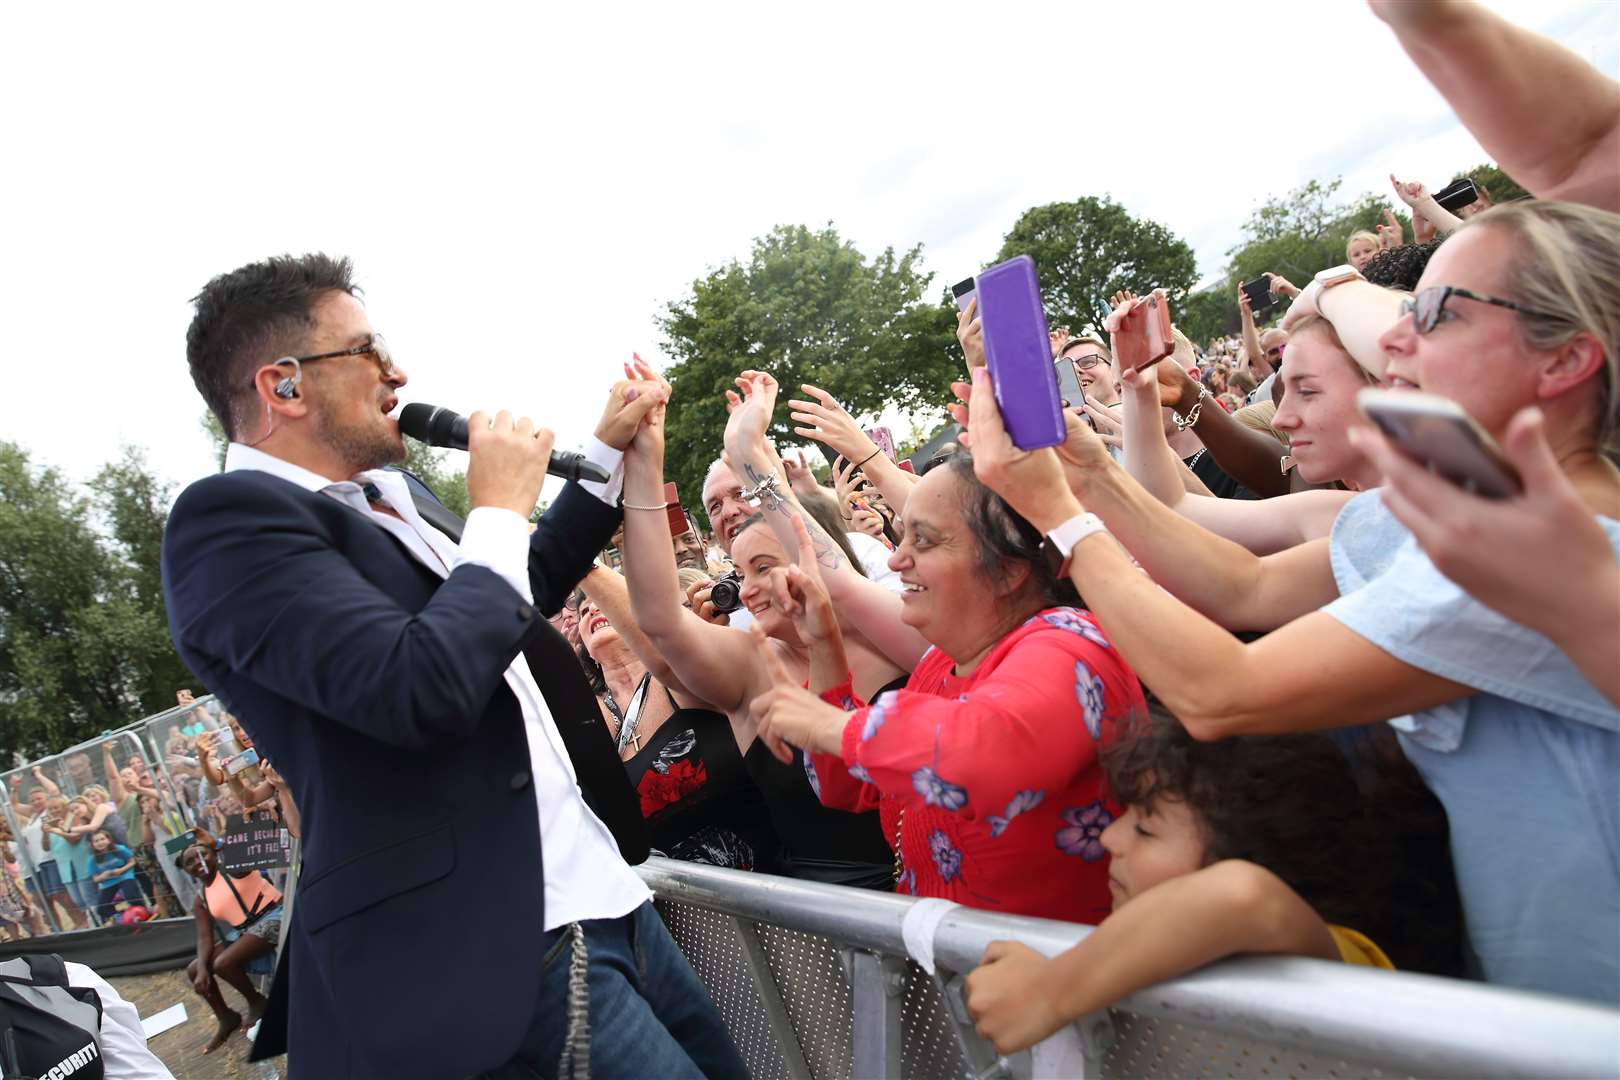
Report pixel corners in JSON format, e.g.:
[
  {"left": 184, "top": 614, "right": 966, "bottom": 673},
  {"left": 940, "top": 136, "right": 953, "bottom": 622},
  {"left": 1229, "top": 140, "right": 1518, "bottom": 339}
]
[
  {"left": 1371, "top": 0, "right": 1620, "bottom": 209},
  {"left": 724, "top": 371, "right": 931, "bottom": 671},
  {"left": 959, "top": 367, "right": 1471, "bottom": 735},
  {"left": 619, "top": 364, "right": 768, "bottom": 715},
  {"left": 578, "top": 564, "right": 703, "bottom": 704},
  {"left": 965, "top": 860, "right": 1342, "bottom": 1054}
]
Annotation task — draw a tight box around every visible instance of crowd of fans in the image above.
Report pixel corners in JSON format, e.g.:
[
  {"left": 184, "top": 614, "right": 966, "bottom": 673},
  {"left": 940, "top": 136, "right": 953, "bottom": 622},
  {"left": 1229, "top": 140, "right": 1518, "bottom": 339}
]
[
  {"left": 0, "top": 692, "right": 298, "bottom": 1053},
  {"left": 530, "top": 0, "right": 1620, "bottom": 1047},
  {"left": 2, "top": 0, "right": 1614, "bottom": 1065}
]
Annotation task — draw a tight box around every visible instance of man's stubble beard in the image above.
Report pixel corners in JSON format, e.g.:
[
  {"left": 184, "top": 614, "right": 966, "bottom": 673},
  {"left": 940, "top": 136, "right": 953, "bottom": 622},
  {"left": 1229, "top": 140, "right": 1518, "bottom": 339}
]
[{"left": 314, "top": 399, "right": 404, "bottom": 476}]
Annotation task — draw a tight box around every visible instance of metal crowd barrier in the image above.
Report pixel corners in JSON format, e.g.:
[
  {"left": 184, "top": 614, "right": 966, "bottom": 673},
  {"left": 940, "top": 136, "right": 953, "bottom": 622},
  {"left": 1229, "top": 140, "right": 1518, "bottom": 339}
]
[
  {"left": 1, "top": 695, "right": 291, "bottom": 942},
  {"left": 637, "top": 858, "right": 1620, "bottom": 1080}
]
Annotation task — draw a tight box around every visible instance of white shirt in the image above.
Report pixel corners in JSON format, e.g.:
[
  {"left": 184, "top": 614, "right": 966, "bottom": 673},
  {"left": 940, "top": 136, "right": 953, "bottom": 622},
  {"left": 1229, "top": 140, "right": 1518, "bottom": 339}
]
[
  {"left": 19, "top": 812, "right": 50, "bottom": 865},
  {"left": 845, "top": 530, "right": 903, "bottom": 592},
  {"left": 63, "top": 962, "right": 175, "bottom": 1079},
  {"left": 222, "top": 441, "right": 649, "bottom": 929}
]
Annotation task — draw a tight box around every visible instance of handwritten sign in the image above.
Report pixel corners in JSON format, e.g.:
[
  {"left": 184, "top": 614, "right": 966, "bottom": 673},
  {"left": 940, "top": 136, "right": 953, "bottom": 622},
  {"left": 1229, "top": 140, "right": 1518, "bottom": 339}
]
[{"left": 218, "top": 813, "right": 290, "bottom": 873}]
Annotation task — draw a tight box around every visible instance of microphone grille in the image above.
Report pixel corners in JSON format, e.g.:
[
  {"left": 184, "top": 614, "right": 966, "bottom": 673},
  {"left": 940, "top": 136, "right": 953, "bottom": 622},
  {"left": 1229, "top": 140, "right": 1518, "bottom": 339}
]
[{"left": 397, "top": 402, "right": 437, "bottom": 443}]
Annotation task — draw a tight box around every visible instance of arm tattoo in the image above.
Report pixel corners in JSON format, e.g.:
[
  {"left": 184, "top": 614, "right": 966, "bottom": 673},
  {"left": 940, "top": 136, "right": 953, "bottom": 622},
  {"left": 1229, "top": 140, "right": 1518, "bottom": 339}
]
[{"left": 741, "top": 462, "right": 845, "bottom": 571}]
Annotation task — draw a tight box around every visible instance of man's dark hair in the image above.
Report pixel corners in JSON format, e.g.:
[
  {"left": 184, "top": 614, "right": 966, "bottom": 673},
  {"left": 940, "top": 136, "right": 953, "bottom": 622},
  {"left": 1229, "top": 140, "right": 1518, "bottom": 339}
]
[
  {"left": 186, "top": 253, "right": 360, "bottom": 440},
  {"left": 1103, "top": 703, "right": 1465, "bottom": 976},
  {"left": 942, "top": 451, "right": 1082, "bottom": 609},
  {"left": 1361, "top": 240, "right": 1444, "bottom": 292}
]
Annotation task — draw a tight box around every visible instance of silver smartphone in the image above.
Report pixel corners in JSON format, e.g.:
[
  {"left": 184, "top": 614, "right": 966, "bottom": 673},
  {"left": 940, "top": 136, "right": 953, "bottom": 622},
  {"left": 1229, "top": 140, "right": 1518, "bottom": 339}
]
[{"left": 1356, "top": 389, "right": 1520, "bottom": 499}]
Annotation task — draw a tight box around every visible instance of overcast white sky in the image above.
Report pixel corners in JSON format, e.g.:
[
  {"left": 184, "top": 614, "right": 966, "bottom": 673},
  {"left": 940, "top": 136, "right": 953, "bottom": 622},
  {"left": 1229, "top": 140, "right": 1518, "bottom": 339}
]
[{"left": 4, "top": 0, "right": 1615, "bottom": 502}]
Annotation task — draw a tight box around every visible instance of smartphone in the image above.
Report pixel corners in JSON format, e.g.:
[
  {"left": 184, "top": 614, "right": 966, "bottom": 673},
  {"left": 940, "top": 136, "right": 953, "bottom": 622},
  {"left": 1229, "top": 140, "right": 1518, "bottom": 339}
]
[
  {"left": 896, "top": 459, "right": 916, "bottom": 475},
  {"left": 1113, "top": 291, "right": 1174, "bottom": 373},
  {"left": 865, "top": 426, "right": 897, "bottom": 461},
  {"left": 1240, "top": 277, "right": 1278, "bottom": 316},
  {"left": 224, "top": 747, "right": 260, "bottom": 777},
  {"left": 951, "top": 277, "right": 977, "bottom": 313},
  {"left": 1356, "top": 389, "right": 1521, "bottom": 499},
  {"left": 975, "top": 255, "right": 1067, "bottom": 450},
  {"left": 1433, "top": 177, "right": 1480, "bottom": 215},
  {"left": 1054, "top": 356, "right": 1084, "bottom": 408}
]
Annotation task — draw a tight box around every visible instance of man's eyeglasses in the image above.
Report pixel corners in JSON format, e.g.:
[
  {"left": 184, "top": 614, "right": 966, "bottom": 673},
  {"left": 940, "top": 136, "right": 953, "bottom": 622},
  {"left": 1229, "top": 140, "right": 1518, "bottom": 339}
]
[
  {"left": 1402, "top": 286, "right": 1558, "bottom": 335},
  {"left": 1068, "top": 353, "right": 1110, "bottom": 371},
  {"left": 253, "top": 334, "right": 396, "bottom": 386}
]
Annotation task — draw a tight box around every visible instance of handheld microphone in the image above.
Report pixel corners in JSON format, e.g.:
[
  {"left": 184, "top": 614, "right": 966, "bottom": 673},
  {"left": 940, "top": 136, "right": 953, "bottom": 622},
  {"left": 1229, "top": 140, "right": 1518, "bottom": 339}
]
[{"left": 398, "top": 403, "right": 612, "bottom": 484}]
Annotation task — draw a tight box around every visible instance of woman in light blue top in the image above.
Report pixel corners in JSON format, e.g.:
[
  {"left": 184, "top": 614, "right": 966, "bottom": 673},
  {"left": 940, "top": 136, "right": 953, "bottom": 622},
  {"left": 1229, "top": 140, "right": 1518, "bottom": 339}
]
[{"left": 961, "top": 199, "right": 1620, "bottom": 1004}]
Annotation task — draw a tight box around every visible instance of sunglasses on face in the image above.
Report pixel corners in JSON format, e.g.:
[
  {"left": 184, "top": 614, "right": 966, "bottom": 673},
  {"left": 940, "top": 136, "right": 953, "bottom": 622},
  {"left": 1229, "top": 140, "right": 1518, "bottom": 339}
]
[
  {"left": 251, "top": 333, "right": 396, "bottom": 387},
  {"left": 1401, "top": 286, "right": 1558, "bottom": 335}
]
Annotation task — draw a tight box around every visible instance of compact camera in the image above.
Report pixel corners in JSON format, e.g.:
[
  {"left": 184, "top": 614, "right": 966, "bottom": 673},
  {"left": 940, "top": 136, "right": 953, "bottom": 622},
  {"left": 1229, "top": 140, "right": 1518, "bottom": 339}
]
[{"left": 708, "top": 570, "right": 744, "bottom": 615}]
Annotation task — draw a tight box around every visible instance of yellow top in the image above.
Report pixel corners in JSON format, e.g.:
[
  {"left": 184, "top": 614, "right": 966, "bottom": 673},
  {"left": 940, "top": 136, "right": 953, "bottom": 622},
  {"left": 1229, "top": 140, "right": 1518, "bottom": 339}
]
[{"left": 1327, "top": 925, "right": 1395, "bottom": 969}]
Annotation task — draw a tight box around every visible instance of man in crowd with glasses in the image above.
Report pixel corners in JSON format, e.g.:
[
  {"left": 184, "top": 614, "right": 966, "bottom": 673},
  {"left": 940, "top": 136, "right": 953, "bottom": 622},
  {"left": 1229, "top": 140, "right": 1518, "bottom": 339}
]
[
  {"left": 1058, "top": 332, "right": 1122, "bottom": 407},
  {"left": 161, "top": 253, "right": 746, "bottom": 1079}
]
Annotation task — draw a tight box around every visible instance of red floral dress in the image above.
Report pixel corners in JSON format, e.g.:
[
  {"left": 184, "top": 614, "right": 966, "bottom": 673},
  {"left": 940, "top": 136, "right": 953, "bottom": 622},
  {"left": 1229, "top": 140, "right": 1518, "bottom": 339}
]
[{"left": 806, "top": 608, "right": 1144, "bottom": 923}]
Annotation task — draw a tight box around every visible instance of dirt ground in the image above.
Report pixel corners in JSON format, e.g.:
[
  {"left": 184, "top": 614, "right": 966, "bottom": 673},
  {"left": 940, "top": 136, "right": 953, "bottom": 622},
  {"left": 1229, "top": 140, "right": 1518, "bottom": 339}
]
[{"left": 110, "top": 967, "right": 281, "bottom": 1079}]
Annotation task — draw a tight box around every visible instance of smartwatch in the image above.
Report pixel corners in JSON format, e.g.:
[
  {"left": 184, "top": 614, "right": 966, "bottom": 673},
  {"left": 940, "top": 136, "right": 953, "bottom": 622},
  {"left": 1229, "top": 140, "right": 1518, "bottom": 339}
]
[
  {"left": 1039, "top": 512, "right": 1108, "bottom": 578},
  {"left": 1313, "top": 264, "right": 1362, "bottom": 290}
]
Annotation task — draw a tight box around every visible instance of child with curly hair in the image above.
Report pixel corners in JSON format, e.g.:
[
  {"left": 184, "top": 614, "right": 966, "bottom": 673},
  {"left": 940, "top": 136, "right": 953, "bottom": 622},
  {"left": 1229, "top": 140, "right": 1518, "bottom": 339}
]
[{"left": 964, "top": 705, "right": 1459, "bottom": 1054}]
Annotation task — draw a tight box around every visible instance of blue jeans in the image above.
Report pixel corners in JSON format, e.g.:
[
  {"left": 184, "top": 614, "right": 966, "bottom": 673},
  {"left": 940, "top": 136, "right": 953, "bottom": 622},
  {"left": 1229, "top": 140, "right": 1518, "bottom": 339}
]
[{"left": 480, "top": 901, "right": 747, "bottom": 1079}]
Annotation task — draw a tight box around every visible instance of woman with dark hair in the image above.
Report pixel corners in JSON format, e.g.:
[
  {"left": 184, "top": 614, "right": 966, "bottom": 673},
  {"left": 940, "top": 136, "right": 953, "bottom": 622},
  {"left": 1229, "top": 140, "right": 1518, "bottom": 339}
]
[
  {"left": 570, "top": 568, "right": 776, "bottom": 871},
  {"left": 744, "top": 445, "right": 1145, "bottom": 921},
  {"left": 961, "top": 706, "right": 1454, "bottom": 1054}
]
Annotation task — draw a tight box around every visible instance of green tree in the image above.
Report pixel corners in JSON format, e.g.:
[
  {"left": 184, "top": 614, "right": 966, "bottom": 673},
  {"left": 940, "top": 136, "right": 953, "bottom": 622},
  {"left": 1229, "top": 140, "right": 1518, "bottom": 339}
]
[
  {"left": 401, "top": 438, "right": 471, "bottom": 519},
  {"left": 659, "top": 224, "right": 959, "bottom": 510},
  {"left": 0, "top": 443, "right": 191, "bottom": 760},
  {"left": 995, "top": 197, "right": 1199, "bottom": 332}
]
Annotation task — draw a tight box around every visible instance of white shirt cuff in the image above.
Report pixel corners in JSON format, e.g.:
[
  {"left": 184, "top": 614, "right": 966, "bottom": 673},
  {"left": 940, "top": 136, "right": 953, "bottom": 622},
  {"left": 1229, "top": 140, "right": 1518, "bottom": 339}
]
[
  {"left": 457, "top": 506, "right": 534, "bottom": 603},
  {"left": 579, "top": 436, "right": 624, "bottom": 508}
]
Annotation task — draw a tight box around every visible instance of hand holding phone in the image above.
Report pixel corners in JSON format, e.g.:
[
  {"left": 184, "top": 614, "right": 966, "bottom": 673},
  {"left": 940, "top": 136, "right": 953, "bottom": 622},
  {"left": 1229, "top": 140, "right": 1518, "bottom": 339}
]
[
  {"left": 1108, "top": 290, "right": 1175, "bottom": 373},
  {"left": 1356, "top": 389, "right": 1520, "bottom": 498}
]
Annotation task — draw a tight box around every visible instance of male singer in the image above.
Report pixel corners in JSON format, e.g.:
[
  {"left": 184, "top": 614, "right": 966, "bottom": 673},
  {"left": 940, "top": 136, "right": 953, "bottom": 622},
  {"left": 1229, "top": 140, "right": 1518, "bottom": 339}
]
[{"left": 161, "top": 254, "right": 746, "bottom": 1079}]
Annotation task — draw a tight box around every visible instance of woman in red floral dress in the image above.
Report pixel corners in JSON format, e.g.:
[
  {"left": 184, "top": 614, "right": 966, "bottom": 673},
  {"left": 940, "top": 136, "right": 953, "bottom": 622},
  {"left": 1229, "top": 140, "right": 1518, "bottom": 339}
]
[{"left": 748, "top": 453, "right": 1146, "bottom": 924}]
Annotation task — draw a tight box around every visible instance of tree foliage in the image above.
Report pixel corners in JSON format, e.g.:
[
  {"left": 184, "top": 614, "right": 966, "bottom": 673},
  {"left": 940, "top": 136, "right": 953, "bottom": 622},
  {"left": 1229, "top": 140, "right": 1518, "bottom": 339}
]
[
  {"left": 0, "top": 442, "right": 193, "bottom": 761},
  {"left": 995, "top": 197, "right": 1199, "bottom": 333},
  {"left": 658, "top": 224, "right": 959, "bottom": 510}
]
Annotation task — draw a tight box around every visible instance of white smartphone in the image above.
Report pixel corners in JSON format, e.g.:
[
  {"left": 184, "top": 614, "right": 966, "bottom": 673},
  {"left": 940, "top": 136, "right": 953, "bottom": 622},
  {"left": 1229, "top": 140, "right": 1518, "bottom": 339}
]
[
  {"left": 950, "top": 277, "right": 976, "bottom": 313},
  {"left": 1356, "top": 389, "right": 1521, "bottom": 499}
]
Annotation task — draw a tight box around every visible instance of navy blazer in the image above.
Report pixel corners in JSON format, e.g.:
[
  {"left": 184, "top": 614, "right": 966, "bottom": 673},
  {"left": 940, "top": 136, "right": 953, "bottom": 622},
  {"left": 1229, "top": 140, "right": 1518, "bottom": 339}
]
[{"left": 162, "top": 468, "right": 629, "bottom": 1078}]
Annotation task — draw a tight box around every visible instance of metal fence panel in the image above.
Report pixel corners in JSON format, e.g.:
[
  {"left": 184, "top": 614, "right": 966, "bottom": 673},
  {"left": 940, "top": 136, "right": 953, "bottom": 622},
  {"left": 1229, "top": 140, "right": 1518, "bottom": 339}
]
[{"left": 641, "top": 858, "right": 1620, "bottom": 1080}]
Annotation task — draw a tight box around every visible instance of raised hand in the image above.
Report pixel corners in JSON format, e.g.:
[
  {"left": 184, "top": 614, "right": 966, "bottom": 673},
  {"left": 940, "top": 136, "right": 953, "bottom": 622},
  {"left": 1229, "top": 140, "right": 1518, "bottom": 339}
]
[
  {"left": 595, "top": 357, "right": 670, "bottom": 451},
  {"left": 1389, "top": 173, "right": 1429, "bottom": 208},
  {"left": 766, "top": 514, "right": 843, "bottom": 642},
  {"left": 831, "top": 455, "right": 865, "bottom": 521},
  {"left": 1080, "top": 394, "right": 1124, "bottom": 451},
  {"left": 951, "top": 368, "right": 1085, "bottom": 531},
  {"left": 746, "top": 623, "right": 848, "bottom": 762},
  {"left": 786, "top": 384, "right": 881, "bottom": 463},
  {"left": 1263, "top": 272, "right": 1300, "bottom": 298},
  {"left": 723, "top": 369, "right": 780, "bottom": 453},
  {"left": 1377, "top": 208, "right": 1404, "bottom": 250},
  {"left": 1049, "top": 325, "right": 1073, "bottom": 360},
  {"left": 782, "top": 450, "right": 819, "bottom": 498},
  {"left": 956, "top": 296, "right": 985, "bottom": 371}
]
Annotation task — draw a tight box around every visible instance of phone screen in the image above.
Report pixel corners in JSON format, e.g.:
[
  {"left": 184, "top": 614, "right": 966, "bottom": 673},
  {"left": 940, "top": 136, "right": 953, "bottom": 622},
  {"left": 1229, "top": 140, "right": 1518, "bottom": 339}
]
[{"left": 1054, "top": 357, "right": 1084, "bottom": 407}]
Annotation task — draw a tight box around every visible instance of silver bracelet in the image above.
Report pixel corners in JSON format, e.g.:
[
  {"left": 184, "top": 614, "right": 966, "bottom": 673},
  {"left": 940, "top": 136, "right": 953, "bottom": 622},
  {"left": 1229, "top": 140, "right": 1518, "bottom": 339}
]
[
  {"left": 740, "top": 472, "right": 783, "bottom": 504},
  {"left": 621, "top": 500, "right": 669, "bottom": 511},
  {"left": 1173, "top": 386, "right": 1211, "bottom": 431}
]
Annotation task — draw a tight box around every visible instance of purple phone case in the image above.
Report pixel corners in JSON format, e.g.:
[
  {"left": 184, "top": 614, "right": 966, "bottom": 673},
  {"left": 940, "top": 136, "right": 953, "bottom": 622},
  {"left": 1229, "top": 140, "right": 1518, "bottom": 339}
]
[{"left": 977, "top": 255, "right": 1066, "bottom": 450}]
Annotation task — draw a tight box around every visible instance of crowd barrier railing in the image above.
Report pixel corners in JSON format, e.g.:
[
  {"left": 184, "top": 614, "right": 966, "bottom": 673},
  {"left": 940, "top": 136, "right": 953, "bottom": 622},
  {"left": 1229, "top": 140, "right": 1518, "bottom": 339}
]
[
  {"left": 637, "top": 857, "right": 1620, "bottom": 1080},
  {"left": 1, "top": 695, "right": 292, "bottom": 943}
]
